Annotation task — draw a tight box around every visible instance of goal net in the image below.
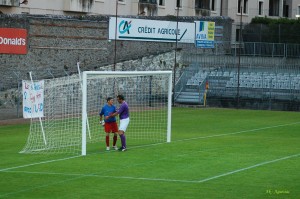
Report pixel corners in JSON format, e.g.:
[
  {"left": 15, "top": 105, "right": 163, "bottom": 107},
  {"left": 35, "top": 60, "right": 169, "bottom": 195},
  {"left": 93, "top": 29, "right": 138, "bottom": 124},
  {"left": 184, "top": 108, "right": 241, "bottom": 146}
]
[{"left": 20, "top": 71, "right": 172, "bottom": 155}]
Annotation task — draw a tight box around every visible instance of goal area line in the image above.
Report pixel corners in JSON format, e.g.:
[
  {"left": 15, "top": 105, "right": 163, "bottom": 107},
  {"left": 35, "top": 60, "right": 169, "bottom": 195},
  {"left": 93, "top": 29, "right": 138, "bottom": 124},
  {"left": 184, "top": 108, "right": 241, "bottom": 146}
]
[
  {"left": 2, "top": 121, "right": 299, "bottom": 172},
  {"left": 2, "top": 153, "right": 299, "bottom": 185}
]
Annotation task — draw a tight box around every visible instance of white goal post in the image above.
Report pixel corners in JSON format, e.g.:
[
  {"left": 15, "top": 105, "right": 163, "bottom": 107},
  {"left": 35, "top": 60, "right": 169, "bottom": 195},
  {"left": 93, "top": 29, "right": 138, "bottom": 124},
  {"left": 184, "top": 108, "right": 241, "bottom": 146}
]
[{"left": 81, "top": 71, "right": 173, "bottom": 155}]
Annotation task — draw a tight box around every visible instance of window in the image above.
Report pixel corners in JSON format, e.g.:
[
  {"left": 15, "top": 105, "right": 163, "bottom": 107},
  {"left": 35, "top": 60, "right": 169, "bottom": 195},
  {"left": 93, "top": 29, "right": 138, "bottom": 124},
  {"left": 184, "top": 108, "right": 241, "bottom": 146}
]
[
  {"left": 159, "top": 0, "right": 165, "bottom": 6},
  {"left": 196, "top": 0, "right": 210, "bottom": 10},
  {"left": 283, "top": 4, "right": 289, "bottom": 17},
  {"left": 259, "top": 1, "right": 263, "bottom": 15},
  {"left": 176, "top": 0, "right": 182, "bottom": 8},
  {"left": 212, "top": 0, "right": 215, "bottom": 11},
  {"left": 243, "top": 0, "right": 248, "bottom": 14},
  {"left": 298, "top": 6, "right": 300, "bottom": 14},
  {"left": 269, "top": 0, "right": 280, "bottom": 16},
  {"left": 237, "top": 0, "right": 249, "bottom": 14},
  {"left": 237, "top": 0, "right": 242, "bottom": 13},
  {"left": 236, "top": 28, "right": 241, "bottom": 42}
]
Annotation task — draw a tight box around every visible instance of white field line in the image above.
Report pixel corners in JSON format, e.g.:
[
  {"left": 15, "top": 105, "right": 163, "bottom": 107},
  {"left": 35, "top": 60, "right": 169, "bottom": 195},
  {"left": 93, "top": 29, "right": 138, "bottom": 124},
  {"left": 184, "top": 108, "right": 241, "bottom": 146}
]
[
  {"left": 1, "top": 121, "right": 299, "bottom": 172},
  {"left": 0, "top": 155, "right": 81, "bottom": 172},
  {"left": 2, "top": 153, "right": 300, "bottom": 185},
  {"left": 0, "top": 173, "right": 89, "bottom": 198},
  {"left": 1, "top": 153, "right": 298, "bottom": 198},
  {"left": 96, "top": 153, "right": 300, "bottom": 183},
  {"left": 174, "top": 121, "right": 300, "bottom": 143},
  {"left": 197, "top": 153, "right": 300, "bottom": 183},
  {"left": 0, "top": 148, "right": 215, "bottom": 197},
  {"left": 110, "top": 121, "right": 300, "bottom": 150}
]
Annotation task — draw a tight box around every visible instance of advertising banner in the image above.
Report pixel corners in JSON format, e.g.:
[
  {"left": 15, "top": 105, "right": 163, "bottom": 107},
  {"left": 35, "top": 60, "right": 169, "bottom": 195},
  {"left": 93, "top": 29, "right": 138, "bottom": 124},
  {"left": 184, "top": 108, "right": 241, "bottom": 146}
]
[
  {"left": 195, "top": 21, "right": 215, "bottom": 48},
  {"left": 0, "top": 28, "right": 27, "bottom": 54},
  {"left": 109, "top": 17, "right": 195, "bottom": 43}
]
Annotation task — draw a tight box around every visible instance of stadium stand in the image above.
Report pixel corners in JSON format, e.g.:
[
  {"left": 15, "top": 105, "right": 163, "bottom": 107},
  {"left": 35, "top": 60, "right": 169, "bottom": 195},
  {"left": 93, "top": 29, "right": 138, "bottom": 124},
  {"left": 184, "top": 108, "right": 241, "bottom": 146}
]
[{"left": 175, "top": 64, "right": 300, "bottom": 107}]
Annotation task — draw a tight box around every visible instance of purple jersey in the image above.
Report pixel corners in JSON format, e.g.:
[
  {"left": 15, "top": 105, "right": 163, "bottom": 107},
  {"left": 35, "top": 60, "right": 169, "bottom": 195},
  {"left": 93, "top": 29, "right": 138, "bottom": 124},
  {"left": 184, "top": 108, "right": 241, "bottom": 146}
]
[{"left": 117, "top": 101, "right": 129, "bottom": 120}]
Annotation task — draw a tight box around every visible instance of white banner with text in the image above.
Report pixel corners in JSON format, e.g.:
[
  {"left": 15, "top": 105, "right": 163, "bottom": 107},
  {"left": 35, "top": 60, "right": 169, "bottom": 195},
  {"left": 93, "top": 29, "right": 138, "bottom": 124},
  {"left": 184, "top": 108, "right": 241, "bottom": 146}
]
[
  {"left": 109, "top": 17, "right": 195, "bottom": 43},
  {"left": 22, "top": 80, "right": 44, "bottom": 118}
]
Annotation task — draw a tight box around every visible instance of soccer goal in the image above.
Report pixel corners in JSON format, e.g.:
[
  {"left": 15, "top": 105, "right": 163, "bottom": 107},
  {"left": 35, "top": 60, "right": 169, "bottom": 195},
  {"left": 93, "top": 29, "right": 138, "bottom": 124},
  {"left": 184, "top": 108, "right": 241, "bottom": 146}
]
[
  {"left": 81, "top": 71, "right": 172, "bottom": 155},
  {"left": 20, "top": 71, "right": 172, "bottom": 155}
]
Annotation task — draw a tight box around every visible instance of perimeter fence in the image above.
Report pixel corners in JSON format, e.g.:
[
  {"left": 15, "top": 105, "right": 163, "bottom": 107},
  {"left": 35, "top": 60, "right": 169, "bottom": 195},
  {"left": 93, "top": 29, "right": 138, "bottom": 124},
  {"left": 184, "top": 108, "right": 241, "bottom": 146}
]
[
  {"left": 176, "top": 41, "right": 300, "bottom": 111},
  {"left": 0, "top": 68, "right": 79, "bottom": 120},
  {"left": 1, "top": 41, "right": 300, "bottom": 120}
]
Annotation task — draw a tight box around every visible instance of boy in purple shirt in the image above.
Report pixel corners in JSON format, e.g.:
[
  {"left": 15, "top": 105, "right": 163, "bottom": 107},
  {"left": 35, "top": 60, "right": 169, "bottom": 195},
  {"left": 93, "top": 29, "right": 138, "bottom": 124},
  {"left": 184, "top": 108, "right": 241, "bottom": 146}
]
[{"left": 106, "top": 94, "right": 129, "bottom": 152}]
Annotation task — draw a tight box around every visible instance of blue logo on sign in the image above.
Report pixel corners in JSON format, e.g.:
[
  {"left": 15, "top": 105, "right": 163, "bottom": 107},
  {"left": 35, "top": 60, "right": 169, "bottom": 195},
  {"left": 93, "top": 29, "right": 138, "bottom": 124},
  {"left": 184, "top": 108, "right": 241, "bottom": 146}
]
[
  {"left": 199, "top": 21, "right": 205, "bottom": 32},
  {"left": 119, "top": 20, "right": 132, "bottom": 34}
]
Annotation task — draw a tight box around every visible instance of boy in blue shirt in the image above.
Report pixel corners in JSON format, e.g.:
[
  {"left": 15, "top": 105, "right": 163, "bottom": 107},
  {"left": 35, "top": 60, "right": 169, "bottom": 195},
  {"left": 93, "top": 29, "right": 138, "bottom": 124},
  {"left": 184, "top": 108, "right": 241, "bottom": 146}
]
[{"left": 99, "top": 97, "right": 118, "bottom": 151}]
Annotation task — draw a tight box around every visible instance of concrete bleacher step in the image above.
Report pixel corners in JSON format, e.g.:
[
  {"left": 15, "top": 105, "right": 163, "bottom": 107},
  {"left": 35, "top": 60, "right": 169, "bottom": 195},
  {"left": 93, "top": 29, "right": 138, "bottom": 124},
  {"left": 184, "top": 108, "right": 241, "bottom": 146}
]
[
  {"left": 175, "top": 92, "right": 204, "bottom": 104},
  {"left": 175, "top": 98, "right": 203, "bottom": 104},
  {"left": 184, "top": 88, "right": 199, "bottom": 92},
  {"left": 178, "top": 91, "right": 200, "bottom": 96}
]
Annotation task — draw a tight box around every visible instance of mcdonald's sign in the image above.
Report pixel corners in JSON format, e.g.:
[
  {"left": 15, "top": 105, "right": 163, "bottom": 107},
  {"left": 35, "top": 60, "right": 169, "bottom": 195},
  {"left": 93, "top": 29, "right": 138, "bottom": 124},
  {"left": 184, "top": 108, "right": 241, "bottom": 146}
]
[{"left": 0, "top": 28, "right": 27, "bottom": 54}]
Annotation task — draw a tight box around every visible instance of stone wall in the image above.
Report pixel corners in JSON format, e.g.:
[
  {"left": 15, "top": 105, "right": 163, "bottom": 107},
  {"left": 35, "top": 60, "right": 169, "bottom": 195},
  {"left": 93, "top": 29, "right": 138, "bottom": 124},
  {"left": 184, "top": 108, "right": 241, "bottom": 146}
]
[
  {"left": 0, "top": 51, "right": 181, "bottom": 119},
  {"left": 0, "top": 14, "right": 233, "bottom": 87},
  {"left": 0, "top": 14, "right": 233, "bottom": 119}
]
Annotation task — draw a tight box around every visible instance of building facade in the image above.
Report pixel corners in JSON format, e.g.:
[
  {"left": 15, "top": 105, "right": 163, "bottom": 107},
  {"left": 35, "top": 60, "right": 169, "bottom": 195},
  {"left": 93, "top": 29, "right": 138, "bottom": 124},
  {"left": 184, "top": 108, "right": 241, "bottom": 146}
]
[{"left": 1, "top": 0, "right": 300, "bottom": 18}]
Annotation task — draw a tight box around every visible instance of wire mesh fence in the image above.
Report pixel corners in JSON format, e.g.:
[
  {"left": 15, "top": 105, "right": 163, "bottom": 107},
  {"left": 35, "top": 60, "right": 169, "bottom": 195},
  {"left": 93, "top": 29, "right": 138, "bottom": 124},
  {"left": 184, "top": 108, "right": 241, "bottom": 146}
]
[
  {"left": 242, "top": 23, "right": 300, "bottom": 45},
  {"left": 1, "top": 41, "right": 300, "bottom": 120},
  {"left": 0, "top": 69, "right": 76, "bottom": 120},
  {"left": 175, "top": 55, "right": 300, "bottom": 111},
  {"left": 179, "top": 41, "right": 300, "bottom": 58}
]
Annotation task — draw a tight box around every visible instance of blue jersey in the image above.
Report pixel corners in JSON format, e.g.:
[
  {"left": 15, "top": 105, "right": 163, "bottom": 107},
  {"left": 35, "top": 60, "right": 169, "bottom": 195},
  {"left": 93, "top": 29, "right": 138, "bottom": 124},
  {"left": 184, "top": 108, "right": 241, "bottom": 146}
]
[{"left": 99, "top": 104, "right": 117, "bottom": 123}]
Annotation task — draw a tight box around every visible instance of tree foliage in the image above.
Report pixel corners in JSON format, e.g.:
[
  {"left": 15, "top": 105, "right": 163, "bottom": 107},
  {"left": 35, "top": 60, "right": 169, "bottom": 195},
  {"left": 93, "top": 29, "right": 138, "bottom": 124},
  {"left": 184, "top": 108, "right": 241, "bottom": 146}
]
[{"left": 243, "top": 17, "right": 300, "bottom": 43}]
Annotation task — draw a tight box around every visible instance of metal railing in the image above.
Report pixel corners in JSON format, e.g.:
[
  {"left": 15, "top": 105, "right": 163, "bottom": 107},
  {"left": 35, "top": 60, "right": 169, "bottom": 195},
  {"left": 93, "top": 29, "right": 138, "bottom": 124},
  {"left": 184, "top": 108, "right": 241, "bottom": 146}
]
[
  {"left": 139, "top": 0, "right": 157, "bottom": 4},
  {"left": 175, "top": 61, "right": 300, "bottom": 111},
  {"left": 174, "top": 63, "right": 199, "bottom": 100},
  {"left": 178, "top": 41, "right": 300, "bottom": 58}
]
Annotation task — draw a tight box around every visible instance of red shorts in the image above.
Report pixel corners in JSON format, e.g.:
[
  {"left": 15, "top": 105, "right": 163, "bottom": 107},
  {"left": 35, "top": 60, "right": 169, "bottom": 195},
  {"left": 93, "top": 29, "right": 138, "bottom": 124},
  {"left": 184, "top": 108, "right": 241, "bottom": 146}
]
[{"left": 104, "top": 122, "right": 118, "bottom": 133}]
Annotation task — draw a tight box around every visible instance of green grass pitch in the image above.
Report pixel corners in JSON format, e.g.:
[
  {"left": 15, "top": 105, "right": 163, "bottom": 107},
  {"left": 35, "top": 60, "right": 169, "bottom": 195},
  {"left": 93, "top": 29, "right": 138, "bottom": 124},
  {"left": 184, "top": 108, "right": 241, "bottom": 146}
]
[{"left": 0, "top": 107, "right": 299, "bottom": 199}]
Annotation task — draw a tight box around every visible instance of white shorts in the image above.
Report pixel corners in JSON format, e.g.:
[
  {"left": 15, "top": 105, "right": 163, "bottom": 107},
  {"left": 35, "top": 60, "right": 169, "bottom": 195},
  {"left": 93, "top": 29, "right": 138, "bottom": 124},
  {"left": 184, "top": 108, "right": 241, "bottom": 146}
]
[{"left": 119, "top": 118, "right": 130, "bottom": 132}]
